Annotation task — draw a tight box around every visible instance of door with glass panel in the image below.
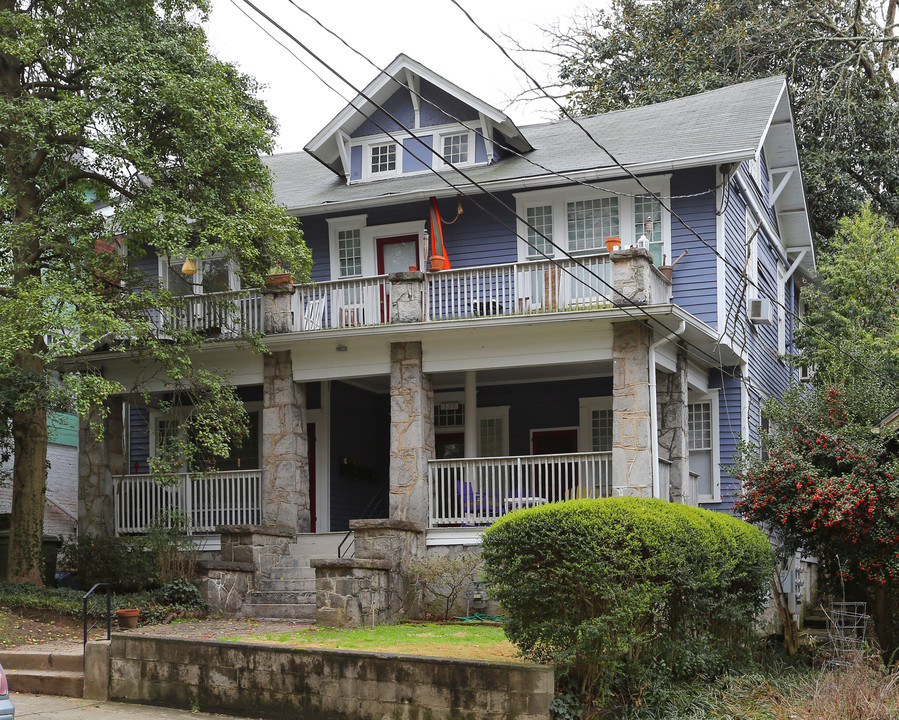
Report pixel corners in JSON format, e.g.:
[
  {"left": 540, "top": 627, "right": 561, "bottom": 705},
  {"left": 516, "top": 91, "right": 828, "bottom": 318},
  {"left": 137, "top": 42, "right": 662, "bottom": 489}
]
[{"left": 377, "top": 235, "right": 419, "bottom": 323}]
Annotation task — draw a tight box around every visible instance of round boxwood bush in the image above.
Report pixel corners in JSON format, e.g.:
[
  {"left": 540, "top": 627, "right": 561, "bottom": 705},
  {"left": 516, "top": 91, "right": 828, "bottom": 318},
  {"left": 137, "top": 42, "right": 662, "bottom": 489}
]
[{"left": 481, "top": 497, "right": 773, "bottom": 706}]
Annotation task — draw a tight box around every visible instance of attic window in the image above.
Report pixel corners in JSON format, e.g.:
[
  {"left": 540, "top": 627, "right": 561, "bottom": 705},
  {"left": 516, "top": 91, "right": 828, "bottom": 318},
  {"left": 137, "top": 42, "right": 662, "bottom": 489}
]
[
  {"left": 371, "top": 143, "right": 396, "bottom": 174},
  {"left": 442, "top": 133, "right": 469, "bottom": 164}
]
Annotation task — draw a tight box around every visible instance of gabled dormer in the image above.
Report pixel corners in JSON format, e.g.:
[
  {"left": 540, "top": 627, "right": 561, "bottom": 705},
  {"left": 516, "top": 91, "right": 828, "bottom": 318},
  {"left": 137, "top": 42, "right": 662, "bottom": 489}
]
[{"left": 304, "top": 54, "right": 532, "bottom": 183}]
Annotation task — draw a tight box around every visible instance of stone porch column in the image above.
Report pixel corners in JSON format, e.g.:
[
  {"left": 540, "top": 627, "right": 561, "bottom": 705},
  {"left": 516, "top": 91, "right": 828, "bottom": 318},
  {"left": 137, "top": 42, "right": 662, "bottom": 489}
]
[
  {"left": 389, "top": 342, "right": 434, "bottom": 525},
  {"left": 657, "top": 347, "right": 689, "bottom": 503},
  {"left": 261, "top": 350, "right": 310, "bottom": 533},
  {"left": 388, "top": 271, "right": 425, "bottom": 323},
  {"left": 78, "top": 397, "right": 123, "bottom": 536},
  {"left": 610, "top": 247, "right": 671, "bottom": 305},
  {"left": 263, "top": 280, "right": 295, "bottom": 334},
  {"left": 611, "top": 321, "right": 653, "bottom": 497}
]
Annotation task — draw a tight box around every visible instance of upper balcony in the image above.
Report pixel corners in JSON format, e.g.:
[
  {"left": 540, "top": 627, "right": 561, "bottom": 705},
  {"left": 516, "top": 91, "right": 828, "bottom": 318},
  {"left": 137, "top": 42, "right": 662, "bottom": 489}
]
[{"left": 168, "top": 251, "right": 671, "bottom": 339}]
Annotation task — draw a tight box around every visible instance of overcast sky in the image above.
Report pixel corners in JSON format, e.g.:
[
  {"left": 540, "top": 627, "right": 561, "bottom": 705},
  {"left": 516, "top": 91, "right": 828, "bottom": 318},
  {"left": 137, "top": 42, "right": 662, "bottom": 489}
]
[{"left": 206, "top": 0, "right": 603, "bottom": 154}]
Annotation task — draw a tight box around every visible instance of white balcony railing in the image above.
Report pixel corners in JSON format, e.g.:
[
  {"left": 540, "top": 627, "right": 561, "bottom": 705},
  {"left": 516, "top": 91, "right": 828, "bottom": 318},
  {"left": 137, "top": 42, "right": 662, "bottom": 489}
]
[
  {"left": 427, "top": 256, "right": 612, "bottom": 322},
  {"left": 428, "top": 452, "right": 612, "bottom": 527},
  {"left": 114, "top": 470, "right": 262, "bottom": 535},
  {"left": 292, "top": 275, "right": 393, "bottom": 331},
  {"left": 169, "top": 290, "right": 263, "bottom": 336}
]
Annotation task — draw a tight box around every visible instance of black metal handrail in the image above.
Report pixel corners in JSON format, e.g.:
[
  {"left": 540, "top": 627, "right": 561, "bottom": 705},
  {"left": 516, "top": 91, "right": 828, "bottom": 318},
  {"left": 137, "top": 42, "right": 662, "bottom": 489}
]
[{"left": 82, "top": 583, "right": 111, "bottom": 647}]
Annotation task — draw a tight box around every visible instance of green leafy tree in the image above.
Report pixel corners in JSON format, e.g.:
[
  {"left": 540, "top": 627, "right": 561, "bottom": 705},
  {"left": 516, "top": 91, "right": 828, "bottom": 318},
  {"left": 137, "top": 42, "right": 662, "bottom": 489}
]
[
  {"left": 736, "top": 385, "right": 899, "bottom": 657},
  {"left": 542, "top": 0, "right": 899, "bottom": 239},
  {"left": 0, "top": 0, "right": 309, "bottom": 584},
  {"left": 797, "top": 205, "right": 899, "bottom": 417}
]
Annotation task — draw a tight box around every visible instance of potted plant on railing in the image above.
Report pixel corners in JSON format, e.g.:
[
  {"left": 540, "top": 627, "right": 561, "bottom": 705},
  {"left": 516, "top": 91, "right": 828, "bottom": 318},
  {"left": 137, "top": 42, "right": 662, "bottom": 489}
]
[
  {"left": 115, "top": 607, "right": 140, "bottom": 629},
  {"left": 264, "top": 261, "right": 293, "bottom": 287},
  {"left": 604, "top": 237, "right": 622, "bottom": 253}
]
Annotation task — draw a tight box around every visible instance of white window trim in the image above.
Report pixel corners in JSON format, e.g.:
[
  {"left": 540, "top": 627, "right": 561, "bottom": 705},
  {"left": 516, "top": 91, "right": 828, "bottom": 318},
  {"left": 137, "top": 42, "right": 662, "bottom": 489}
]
[
  {"left": 478, "top": 406, "right": 510, "bottom": 457},
  {"left": 777, "top": 261, "right": 786, "bottom": 357},
  {"left": 513, "top": 177, "right": 671, "bottom": 263},
  {"left": 328, "top": 216, "right": 427, "bottom": 281},
  {"left": 436, "top": 129, "right": 476, "bottom": 170},
  {"left": 363, "top": 139, "right": 401, "bottom": 180},
  {"left": 578, "top": 396, "right": 612, "bottom": 452},
  {"left": 690, "top": 390, "right": 721, "bottom": 504}
]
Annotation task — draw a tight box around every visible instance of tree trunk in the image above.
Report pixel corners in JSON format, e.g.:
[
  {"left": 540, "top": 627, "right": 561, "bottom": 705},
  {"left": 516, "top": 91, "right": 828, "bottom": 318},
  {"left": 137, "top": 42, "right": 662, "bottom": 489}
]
[
  {"left": 8, "top": 349, "right": 48, "bottom": 585},
  {"left": 873, "top": 584, "right": 896, "bottom": 662}
]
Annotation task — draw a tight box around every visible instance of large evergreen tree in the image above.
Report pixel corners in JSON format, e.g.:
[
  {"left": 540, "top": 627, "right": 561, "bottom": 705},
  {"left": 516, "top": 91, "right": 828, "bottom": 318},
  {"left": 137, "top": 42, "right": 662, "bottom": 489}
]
[
  {"left": 0, "top": 0, "right": 308, "bottom": 583},
  {"left": 543, "top": 0, "right": 899, "bottom": 240}
]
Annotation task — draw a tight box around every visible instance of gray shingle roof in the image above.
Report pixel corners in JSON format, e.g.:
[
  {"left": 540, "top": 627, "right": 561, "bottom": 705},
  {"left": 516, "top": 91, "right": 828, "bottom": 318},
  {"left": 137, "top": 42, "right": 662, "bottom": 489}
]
[{"left": 265, "top": 75, "right": 787, "bottom": 215}]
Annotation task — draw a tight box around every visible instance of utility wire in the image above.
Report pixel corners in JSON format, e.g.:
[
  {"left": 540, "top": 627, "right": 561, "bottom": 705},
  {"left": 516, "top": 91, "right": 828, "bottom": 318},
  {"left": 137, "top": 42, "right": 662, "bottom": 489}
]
[
  {"left": 283, "top": 0, "right": 726, "bottom": 202},
  {"left": 234, "top": 0, "right": 758, "bottom": 388},
  {"left": 448, "top": 0, "right": 899, "bottom": 395}
]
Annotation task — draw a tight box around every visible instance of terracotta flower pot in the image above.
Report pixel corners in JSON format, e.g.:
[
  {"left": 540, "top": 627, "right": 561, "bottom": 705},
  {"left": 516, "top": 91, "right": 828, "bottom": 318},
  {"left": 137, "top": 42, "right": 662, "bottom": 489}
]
[
  {"left": 116, "top": 608, "right": 140, "bottom": 629},
  {"left": 429, "top": 255, "right": 446, "bottom": 272},
  {"left": 604, "top": 237, "right": 622, "bottom": 253},
  {"left": 265, "top": 272, "right": 293, "bottom": 287}
]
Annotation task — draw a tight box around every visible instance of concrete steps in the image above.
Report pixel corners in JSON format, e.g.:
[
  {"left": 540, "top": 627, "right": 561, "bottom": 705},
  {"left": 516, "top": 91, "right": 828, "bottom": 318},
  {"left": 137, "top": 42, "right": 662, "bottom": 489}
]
[{"left": 0, "top": 649, "right": 83, "bottom": 697}]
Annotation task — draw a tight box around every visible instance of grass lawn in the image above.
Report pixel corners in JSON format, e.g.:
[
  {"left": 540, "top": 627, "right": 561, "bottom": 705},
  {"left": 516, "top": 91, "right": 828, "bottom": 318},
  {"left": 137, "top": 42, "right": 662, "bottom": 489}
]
[{"left": 220, "top": 622, "right": 522, "bottom": 663}]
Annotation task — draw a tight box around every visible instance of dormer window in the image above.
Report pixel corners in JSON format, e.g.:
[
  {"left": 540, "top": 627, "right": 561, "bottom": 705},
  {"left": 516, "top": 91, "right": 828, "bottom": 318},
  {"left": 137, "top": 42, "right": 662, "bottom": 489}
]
[
  {"left": 370, "top": 143, "right": 397, "bottom": 175},
  {"left": 442, "top": 132, "right": 469, "bottom": 165}
]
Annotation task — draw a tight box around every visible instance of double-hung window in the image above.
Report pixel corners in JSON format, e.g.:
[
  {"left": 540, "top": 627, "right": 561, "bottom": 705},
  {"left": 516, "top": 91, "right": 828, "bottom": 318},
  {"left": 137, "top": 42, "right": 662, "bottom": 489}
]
[
  {"left": 370, "top": 142, "right": 396, "bottom": 175},
  {"left": 442, "top": 132, "right": 470, "bottom": 165}
]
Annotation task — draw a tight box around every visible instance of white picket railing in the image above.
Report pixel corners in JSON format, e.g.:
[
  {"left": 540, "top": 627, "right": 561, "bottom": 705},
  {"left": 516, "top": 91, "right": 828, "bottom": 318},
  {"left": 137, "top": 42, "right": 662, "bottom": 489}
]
[
  {"left": 426, "top": 255, "right": 612, "bottom": 322},
  {"left": 169, "top": 290, "right": 263, "bottom": 336},
  {"left": 428, "top": 452, "right": 612, "bottom": 527},
  {"left": 291, "top": 275, "right": 393, "bottom": 331},
  {"left": 114, "top": 470, "right": 262, "bottom": 535}
]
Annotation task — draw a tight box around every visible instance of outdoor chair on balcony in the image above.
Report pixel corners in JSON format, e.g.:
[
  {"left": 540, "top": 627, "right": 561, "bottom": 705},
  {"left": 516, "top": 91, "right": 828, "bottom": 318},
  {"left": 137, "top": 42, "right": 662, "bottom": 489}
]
[{"left": 302, "top": 297, "right": 326, "bottom": 330}]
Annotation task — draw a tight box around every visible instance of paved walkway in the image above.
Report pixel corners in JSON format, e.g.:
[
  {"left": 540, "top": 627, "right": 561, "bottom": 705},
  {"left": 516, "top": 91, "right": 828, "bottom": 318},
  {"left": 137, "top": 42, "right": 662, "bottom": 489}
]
[{"left": 10, "top": 693, "right": 262, "bottom": 719}]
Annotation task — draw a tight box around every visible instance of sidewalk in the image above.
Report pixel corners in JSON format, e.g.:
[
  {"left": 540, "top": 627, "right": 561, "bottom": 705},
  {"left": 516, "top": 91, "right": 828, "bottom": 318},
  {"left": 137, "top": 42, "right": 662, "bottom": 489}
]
[{"left": 10, "top": 693, "right": 264, "bottom": 719}]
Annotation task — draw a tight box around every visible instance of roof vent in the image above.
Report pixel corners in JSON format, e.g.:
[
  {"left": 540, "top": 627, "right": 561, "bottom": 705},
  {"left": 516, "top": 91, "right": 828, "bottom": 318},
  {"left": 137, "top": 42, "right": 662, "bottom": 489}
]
[{"left": 748, "top": 298, "right": 774, "bottom": 325}]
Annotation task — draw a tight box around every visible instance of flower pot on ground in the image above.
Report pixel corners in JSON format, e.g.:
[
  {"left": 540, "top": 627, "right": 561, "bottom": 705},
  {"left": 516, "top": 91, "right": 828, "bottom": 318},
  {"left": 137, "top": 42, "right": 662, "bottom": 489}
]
[
  {"left": 116, "top": 608, "right": 140, "bottom": 629},
  {"left": 429, "top": 255, "right": 446, "bottom": 271},
  {"left": 605, "top": 237, "right": 622, "bottom": 253}
]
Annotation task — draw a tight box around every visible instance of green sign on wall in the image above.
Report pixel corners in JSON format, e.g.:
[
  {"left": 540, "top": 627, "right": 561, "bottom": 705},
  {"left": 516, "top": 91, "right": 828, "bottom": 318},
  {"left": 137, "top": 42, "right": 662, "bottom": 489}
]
[{"left": 48, "top": 413, "right": 78, "bottom": 447}]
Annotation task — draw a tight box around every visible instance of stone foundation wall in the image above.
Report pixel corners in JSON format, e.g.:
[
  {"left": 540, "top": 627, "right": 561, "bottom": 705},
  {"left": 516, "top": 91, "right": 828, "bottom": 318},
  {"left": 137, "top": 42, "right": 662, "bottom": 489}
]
[
  {"left": 107, "top": 634, "right": 553, "bottom": 720},
  {"left": 311, "top": 557, "right": 392, "bottom": 628}
]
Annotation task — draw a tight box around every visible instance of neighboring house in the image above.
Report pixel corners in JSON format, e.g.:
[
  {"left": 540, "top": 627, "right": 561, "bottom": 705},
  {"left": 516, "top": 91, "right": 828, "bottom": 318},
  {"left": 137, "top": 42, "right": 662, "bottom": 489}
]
[
  {"left": 1, "top": 412, "right": 79, "bottom": 538},
  {"left": 80, "top": 55, "right": 814, "bottom": 558}
]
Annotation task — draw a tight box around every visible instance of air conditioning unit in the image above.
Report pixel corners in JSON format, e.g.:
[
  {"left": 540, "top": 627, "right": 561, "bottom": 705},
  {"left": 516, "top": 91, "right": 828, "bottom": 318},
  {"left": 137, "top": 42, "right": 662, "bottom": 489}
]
[
  {"left": 799, "top": 363, "right": 816, "bottom": 381},
  {"left": 748, "top": 297, "right": 774, "bottom": 325}
]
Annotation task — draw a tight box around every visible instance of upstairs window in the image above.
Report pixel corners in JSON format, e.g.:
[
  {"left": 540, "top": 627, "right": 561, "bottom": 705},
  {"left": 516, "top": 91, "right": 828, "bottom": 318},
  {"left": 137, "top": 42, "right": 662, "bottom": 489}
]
[
  {"left": 337, "top": 228, "right": 362, "bottom": 278},
  {"left": 526, "top": 205, "right": 554, "bottom": 258},
  {"left": 442, "top": 132, "right": 469, "bottom": 165},
  {"left": 370, "top": 143, "right": 396, "bottom": 174},
  {"left": 634, "top": 194, "right": 664, "bottom": 265},
  {"left": 567, "top": 198, "right": 619, "bottom": 253}
]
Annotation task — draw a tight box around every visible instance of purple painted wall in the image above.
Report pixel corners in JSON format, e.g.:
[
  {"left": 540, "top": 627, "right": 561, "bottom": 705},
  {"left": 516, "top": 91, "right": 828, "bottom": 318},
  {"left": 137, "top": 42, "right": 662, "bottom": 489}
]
[{"left": 403, "top": 135, "right": 433, "bottom": 173}]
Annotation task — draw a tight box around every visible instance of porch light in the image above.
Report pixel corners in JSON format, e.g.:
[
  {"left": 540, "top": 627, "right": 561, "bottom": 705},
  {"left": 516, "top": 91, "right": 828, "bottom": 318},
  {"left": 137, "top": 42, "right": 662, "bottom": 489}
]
[
  {"left": 181, "top": 257, "right": 197, "bottom": 275},
  {"left": 336, "top": 344, "right": 347, "bottom": 352}
]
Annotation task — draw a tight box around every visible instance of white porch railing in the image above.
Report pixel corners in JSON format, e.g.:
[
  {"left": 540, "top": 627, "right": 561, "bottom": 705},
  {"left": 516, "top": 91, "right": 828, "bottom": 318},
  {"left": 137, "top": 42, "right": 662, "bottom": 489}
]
[
  {"left": 426, "top": 256, "right": 612, "bottom": 322},
  {"left": 169, "top": 290, "right": 263, "bottom": 336},
  {"left": 292, "top": 275, "right": 393, "bottom": 331},
  {"left": 428, "top": 452, "right": 612, "bottom": 527},
  {"left": 114, "top": 470, "right": 262, "bottom": 535}
]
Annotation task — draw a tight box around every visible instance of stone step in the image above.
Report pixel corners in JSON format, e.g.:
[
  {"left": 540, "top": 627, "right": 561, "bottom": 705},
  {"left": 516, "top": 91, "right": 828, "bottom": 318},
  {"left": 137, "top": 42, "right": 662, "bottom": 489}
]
[
  {"left": 289, "top": 532, "right": 345, "bottom": 558},
  {"left": 269, "top": 556, "right": 309, "bottom": 570},
  {"left": 0, "top": 650, "right": 83, "bottom": 673},
  {"left": 268, "top": 568, "right": 315, "bottom": 582},
  {"left": 241, "top": 603, "right": 316, "bottom": 621},
  {"left": 258, "top": 578, "right": 316, "bottom": 593},
  {"left": 4, "top": 669, "right": 84, "bottom": 697},
  {"left": 246, "top": 589, "right": 316, "bottom": 605}
]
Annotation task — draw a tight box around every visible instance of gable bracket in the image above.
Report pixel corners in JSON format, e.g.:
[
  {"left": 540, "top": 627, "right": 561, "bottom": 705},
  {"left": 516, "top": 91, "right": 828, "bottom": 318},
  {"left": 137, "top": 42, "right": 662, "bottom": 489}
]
[
  {"left": 404, "top": 69, "right": 420, "bottom": 130},
  {"left": 768, "top": 168, "right": 794, "bottom": 208},
  {"left": 478, "top": 112, "right": 495, "bottom": 162},
  {"left": 336, "top": 129, "right": 352, "bottom": 182}
]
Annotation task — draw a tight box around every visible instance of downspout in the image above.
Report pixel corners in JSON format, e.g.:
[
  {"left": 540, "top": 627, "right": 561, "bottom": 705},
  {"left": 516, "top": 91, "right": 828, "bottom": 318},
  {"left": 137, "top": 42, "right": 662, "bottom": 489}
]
[{"left": 649, "top": 321, "right": 686, "bottom": 500}]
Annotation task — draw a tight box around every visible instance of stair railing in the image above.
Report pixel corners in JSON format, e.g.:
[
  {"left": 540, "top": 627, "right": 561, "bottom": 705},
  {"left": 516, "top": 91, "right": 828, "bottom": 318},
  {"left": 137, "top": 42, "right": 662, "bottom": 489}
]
[{"left": 82, "top": 582, "right": 111, "bottom": 647}]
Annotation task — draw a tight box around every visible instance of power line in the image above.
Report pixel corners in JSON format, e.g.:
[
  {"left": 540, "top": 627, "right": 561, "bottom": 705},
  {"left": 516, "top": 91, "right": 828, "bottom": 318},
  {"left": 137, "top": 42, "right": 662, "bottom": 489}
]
[
  {"left": 235, "top": 0, "right": 758, "bottom": 386},
  {"left": 283, "top": 0, "right": 726, "bottom": 203},
  {"left": 447, "top": 0, "right": 899, "bottom": 396}
]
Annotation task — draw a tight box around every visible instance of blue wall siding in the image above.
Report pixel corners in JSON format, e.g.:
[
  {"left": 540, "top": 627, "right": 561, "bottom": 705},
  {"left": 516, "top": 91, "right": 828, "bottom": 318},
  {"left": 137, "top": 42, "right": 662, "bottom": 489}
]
[
  {"left": 706, "top": 367, "right": 743, "bottom": 512},
  {"left": 350, "top": 145, "right": 362, "bottom": 181},
  {"left": 329, "top": 381, "right": 389, "bottom": 531},
  {"left": 474, "top": 134, "right": 488, "bottom": 163},
  {"left": 403, "top": 135, "right": 432, "bottom": 173},
  {"left": 419, "top": 79, "right": 479, "bottom": 127},
  {"left": 352, "top": 88, "right": 415, "bottom": 138},
  {"left": 130, "top": 244, "right": 158, "bottom": 281},
  {"left": 670, "top": 167, "right": 718, "bottom": 325},
  {"left": 722, "top": 186, "right": 749, "bottom": 349}
]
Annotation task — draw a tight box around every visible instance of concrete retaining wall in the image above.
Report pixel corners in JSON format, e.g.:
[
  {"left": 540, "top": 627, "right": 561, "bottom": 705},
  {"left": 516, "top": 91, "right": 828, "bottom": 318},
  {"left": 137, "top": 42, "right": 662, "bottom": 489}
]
[{"left": 107, "top": 634, "right": 553, "bottom": 720}]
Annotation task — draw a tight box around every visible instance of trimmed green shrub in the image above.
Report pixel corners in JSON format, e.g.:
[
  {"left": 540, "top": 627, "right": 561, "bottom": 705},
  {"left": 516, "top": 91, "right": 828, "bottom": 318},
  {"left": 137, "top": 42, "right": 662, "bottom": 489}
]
[{"left": 481, "top": 497, "right": 773, "bottom": 708}]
